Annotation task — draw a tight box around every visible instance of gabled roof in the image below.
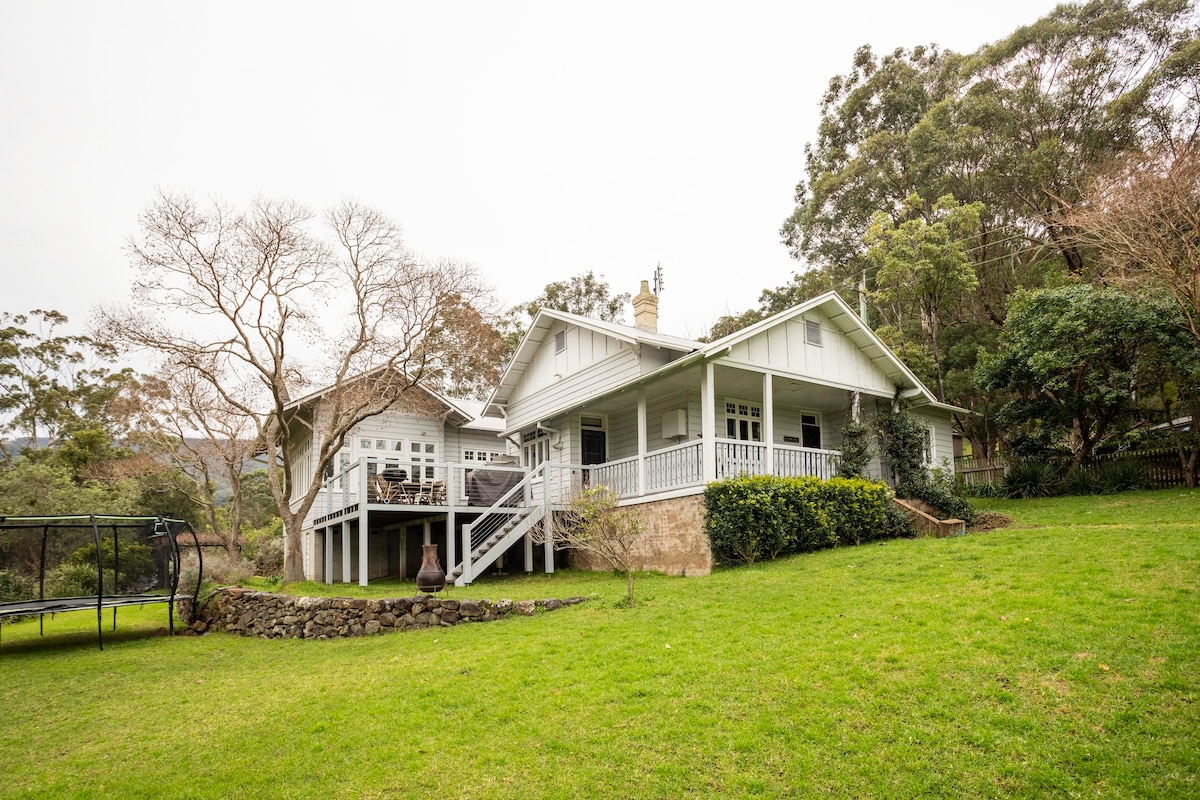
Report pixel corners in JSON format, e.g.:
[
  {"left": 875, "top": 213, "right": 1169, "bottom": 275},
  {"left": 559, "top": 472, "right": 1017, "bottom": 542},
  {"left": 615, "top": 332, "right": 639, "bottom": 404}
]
[
  {"left": 284, "top": 367, "right": 498, "bottom": 430},
  {"left": 702, "top": 291, "right": 930, "bottom": 397},
  {"left": 485, "top": 307, "right": 701, "bottom": 414},
  {"left": 485, "top": 291, "right": 963, "bottom": 417}
]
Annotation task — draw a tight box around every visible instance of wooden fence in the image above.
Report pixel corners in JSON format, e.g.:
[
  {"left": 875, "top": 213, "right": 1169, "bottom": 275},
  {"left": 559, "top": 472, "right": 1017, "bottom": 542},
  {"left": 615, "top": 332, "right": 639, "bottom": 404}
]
[
  {"left": 1090, "top": 447, "right": 1196, "bottom": 488},
  {"left": 954, "top": 456, "right": 1009, "bottom": 486},
  {"left": 954, "top": 448, "right": 1197, "bottom": 489}
]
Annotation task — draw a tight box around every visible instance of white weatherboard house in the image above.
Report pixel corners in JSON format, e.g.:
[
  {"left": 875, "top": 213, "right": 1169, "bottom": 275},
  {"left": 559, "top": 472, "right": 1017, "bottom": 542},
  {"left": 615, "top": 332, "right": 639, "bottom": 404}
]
[{"left": 293, "top": 284, "right": 959, "bottom": 585}]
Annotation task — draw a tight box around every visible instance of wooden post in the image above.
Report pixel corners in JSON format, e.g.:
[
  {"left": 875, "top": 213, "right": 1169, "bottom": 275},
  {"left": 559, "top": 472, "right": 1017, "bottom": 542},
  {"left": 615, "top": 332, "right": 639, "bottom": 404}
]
[
  {"left": 701, "top": 362, "right": 716, "bottom": 482},
  {"left": 763, "top": 372, "right": 774, "bottom": 476}
]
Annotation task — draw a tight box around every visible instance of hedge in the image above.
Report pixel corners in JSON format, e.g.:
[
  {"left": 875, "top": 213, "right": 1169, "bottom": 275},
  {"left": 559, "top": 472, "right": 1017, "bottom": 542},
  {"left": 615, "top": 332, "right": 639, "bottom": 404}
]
[{"left": 703, "top": 475, "right": 909, "bottom": 566}]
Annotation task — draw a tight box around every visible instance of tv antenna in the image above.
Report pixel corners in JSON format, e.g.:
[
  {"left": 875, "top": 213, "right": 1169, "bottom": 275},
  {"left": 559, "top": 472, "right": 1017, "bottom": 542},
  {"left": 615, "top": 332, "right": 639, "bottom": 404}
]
[{"left": 653, "top": 263, "right": 664, "bottom": 296}]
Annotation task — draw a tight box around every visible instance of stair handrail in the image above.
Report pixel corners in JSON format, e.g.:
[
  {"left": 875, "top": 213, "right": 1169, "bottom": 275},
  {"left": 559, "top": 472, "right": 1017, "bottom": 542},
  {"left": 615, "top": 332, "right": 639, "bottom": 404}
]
[{"left": 457, "top": 462, "right": 545, "bottom": 582}]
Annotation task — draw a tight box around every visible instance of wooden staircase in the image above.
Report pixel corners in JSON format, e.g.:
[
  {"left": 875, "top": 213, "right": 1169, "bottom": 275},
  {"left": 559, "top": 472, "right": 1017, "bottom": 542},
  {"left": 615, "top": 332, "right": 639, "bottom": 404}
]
[
  {"left": 450, "top": 504, "right": 546, "bottom": 586},
  {"left": 450, "top": 462, "right": 550, "bottom": 587}
]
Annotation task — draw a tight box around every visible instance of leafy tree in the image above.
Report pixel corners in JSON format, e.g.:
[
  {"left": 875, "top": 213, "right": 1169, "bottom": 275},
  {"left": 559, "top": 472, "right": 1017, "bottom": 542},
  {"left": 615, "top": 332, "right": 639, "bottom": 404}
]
[
  {"left": 502, "top": 271, "right": 633, "bottom": 356},
  {"left": 0, "top": 310, "right": 133, "bottom": 461},
  {"left": 420, "top": 290, "right": 506, "bottom": 400},
  {"left": 517, "top": 270, "right": 631, "bottom": 322},
  {"left": 977, "top": 285, "right": 1183, "bottom": 467},
  {"left": 129, "top": 366, "right": 265, "bottom": 561},
  {"left": 866, "top": 194, "right": 984, "bottom": 398},
  {"left": 773, "top": 1, "right": 1198, "bottom": 457},
  {"left": 703, "top": 269, "right": 836, "bottom": 341},
  {"left": 97, "top": 192, "right": 493, "bottom": 582},
  {"left": 780, "top": 44, "right": 962, "bottom": 277}
]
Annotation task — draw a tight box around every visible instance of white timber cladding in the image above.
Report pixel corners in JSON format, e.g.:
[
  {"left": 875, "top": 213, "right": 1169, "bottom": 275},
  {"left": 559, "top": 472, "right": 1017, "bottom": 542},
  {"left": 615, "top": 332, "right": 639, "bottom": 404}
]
[
  {"left": 732, "top": 311, "right": 893, "bottom": 395},
  {"left": 457, "top": 428, "right": 508, "bottom": 463},
  {"left": 506, "top": 346, "right": 643, "bottom": 431},
  {"left": 909, "top": 407, "right": 955, "bottom": 469}
]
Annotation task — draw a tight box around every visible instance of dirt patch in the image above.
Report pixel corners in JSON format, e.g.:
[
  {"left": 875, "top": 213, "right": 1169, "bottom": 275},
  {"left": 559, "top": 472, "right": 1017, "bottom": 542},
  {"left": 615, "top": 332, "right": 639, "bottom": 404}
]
[{"left": 968, "top": 511, "right": 1013, "bottom": 532}]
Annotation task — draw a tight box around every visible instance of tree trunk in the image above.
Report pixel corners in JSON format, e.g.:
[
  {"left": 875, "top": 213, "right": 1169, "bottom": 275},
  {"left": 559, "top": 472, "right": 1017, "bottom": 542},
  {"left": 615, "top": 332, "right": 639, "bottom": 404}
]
[{"left": 281, "top": 508, "right": 306, "bottom": 583}]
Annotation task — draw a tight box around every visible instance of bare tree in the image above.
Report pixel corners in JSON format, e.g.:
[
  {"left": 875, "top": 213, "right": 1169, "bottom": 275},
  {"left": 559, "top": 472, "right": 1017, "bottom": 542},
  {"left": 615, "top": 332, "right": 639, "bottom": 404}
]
[
  {"left": 131, "top": 364, "right": 263, "bottom": 560},
  {"left": 1069, "top": 143, "right": 1200, "bottom": 345},
  {"left": 533, "top": 486, "right": 644, "bottom": 606},
  {"left": 96, "top": 192, "right": 493, "bottom": 581}
]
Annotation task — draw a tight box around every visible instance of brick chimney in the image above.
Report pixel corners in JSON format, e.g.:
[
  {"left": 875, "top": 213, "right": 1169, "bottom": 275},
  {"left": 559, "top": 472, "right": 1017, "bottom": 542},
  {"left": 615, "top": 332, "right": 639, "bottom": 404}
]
[{"left": 633, "top": 280, "right": 659, "bottom": 332}]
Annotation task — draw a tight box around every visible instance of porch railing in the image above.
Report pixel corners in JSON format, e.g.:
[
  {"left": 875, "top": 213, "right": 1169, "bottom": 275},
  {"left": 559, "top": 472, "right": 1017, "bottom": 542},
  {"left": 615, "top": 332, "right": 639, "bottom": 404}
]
[
  {"left": 646, "top": 440, "right": 705, "bottom": 491},
  {"left": 311, "top": 441, "right": 844, "bottom": 519},
  {"left": 773, "top": 444, "right": 841, "bottom": 480}
]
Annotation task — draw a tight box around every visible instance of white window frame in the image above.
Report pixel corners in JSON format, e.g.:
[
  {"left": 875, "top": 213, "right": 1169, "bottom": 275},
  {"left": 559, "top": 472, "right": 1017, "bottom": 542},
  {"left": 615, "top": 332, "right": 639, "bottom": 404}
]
[
  {"left": 722, "top": 397, "right": 763, "bottom": 442},
  {"left": 799, "top": 411, "right": 822, "bottom": 450},
  {"left": 522, "top": 429, "right": 551, "bottom": 470}
]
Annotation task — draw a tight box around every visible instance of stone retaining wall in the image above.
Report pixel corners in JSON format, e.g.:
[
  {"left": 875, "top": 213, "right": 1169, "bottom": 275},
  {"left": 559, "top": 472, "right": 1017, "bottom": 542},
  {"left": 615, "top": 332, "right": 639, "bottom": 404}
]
[{"left": 179, "top": 588, "right": 586, "bottom": 640}]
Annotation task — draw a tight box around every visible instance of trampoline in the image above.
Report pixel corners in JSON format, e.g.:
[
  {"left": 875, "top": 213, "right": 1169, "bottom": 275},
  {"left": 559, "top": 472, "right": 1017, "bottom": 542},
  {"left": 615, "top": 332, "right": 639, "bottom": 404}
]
[{"left": 0, "top": 514, "right": 203, "bottom": 650}]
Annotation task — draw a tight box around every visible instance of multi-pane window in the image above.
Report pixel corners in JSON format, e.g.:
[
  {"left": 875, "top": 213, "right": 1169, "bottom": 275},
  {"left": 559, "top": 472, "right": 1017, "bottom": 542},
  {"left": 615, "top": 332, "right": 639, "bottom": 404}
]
[
  {"left": 724, "top": 399, "right": 762, "bottom": 442},
  {"left": 522, "top": 430, "right": 550, "bottom": 469},
  {"left": 463, "top": 449, "right": 505, "bottom": 463},
  {"left": 411, "top": 441, "right": 437, "bottom": 480}
]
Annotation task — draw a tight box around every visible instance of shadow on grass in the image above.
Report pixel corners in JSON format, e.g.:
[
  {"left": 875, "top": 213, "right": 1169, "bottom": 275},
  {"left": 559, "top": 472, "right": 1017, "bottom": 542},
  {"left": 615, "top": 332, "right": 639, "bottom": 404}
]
[{"left": 0, "top": 616, "right": 179, "bottom": 656}]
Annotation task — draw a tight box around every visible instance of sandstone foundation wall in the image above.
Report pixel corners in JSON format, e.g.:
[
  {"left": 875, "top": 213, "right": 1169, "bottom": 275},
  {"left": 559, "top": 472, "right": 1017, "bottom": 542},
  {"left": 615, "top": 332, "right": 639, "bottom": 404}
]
[{"left": 570, "top": 493, "right": 713, "bottom": 577}]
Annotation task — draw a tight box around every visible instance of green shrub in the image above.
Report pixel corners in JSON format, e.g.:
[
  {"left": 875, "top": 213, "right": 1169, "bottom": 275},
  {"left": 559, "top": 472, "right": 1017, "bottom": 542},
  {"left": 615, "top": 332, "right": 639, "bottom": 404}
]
[
  {"left": 1062, "top": 466, "right": 1099, "bottom": 496},
  {"left": 1001, "top": 460, "right": 1063, "bottom": 499},
  {"left": 44, "top": 563, "right": 118, "bottom": 597},
  {"left": 821, "top": 478, "right": 894, "bottom": 545},
  {"left": 66, "top": 540, "right": 157, "bottom": 592},
  {"left": 0, "top": 570, "right": 32, "bottom": 604},
  {"left": 876, "top": 413, "right": 927, "bottom": 490},
  {"left": 836, "top": 421, "right": 873, "bottom": 478},
  {"left": 881, "top": 503, "right": 917, "bottom": 538},
  {"left": 243, "top": 517, "right": 284, "bottom": 576},
  {"left": 959, "top": 481, "right": 1001, "bottom": 498},
  {"left": 703, "top": 476, "right": 791, "bottom": 564},
  {"left": 704, "top": 475, "right": 898, "bottom": 566},
  {"left": 1093, "top": 461, "right": 1152, "bottom": 494}
]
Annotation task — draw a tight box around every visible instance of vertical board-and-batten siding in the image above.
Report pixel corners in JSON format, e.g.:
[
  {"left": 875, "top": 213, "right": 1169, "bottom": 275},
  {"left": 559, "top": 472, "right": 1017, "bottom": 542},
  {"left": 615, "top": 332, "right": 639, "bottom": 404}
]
[{"left": 731, "top": 313, "right": 893, "bottom": 395}]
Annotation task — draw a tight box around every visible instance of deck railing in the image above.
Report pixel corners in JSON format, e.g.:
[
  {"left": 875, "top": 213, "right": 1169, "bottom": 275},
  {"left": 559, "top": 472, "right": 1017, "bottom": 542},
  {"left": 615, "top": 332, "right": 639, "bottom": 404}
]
[{"left": 313, "top": 441, "right": 844, "bottom": 518}]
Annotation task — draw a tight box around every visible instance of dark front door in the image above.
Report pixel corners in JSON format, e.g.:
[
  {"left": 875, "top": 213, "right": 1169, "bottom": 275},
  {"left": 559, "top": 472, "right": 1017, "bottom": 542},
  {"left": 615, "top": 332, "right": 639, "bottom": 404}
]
[{"left": 581, "top": 428, "right": 607, "bottom": 465}]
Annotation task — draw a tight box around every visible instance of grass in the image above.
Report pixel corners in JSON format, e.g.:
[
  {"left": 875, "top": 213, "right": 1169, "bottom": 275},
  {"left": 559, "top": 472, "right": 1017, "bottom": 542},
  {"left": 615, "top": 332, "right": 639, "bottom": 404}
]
[{"left": 0, "top": 487, "right": 1197, "bottom": 798}]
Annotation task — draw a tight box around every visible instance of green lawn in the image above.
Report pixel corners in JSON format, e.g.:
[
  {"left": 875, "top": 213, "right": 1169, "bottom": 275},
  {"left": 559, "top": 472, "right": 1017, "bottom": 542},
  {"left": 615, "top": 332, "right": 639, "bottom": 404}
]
[{"left": 1, "top": 488, "right": 1197, "bottom": 799}]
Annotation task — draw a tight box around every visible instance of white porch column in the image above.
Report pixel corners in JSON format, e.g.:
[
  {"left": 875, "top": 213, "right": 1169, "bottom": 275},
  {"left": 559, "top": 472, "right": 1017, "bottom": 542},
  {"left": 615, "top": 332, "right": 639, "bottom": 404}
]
[
  {"left": 358, "top": 516, "right": 368, "bottom": 587},
  {"left": 341, "top": 520, "right": 351, "bottom": 584},
  {"left": 324, "top": 525, "right": 334, "bottom": 585},
  {"left": 701, "top": 361, "right": 716, "bottom": 482},
  {"left": 524, "top": 531, "right": 533, "bottom": 573},
  {"left": 636, "top": 387, "right": 647, "bottom": 496},
  {"left": 763, "top": 372, "right": 774, "bottom": 476}
]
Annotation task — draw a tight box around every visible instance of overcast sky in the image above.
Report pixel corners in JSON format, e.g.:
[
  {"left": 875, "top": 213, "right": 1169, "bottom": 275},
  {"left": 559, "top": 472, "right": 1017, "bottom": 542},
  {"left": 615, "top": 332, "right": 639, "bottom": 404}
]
[{"left": 1, "top": 1, "right": 1065, "bottom": 344}]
